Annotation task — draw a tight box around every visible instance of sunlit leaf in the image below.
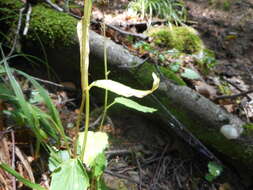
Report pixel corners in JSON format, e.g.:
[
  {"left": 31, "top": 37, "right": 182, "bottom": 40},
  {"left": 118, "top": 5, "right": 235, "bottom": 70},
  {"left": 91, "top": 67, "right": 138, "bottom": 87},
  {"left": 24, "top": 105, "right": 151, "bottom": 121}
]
[
  {"left": 181, "top": 68, "right": 200, "bottom": 80},
  {"left": 113, "top": 97, "right": 157, "bottom": 113},
  {"left": 50, "top": 159, "right": 89, "bottom": 190},
  {"left": 48, "top": 148, "right": 70, "bottom": 172},
  {"left": 90, "top": 73, "right": 160, "bottom": 98},
  {"left": 78, "top": 131, "right": 108, "bottom": 167},
  {"left": 29, "top": 90, "right": 44, "bottom": 104},
  {"left": 91, "top": 153, "right": 107, "bottom": 178},
  {"left": 205, "top": 161, "right": 223, "bottom": 182},
  {"left": 208, "top": 162, "right": 223, "bottom": 177}
]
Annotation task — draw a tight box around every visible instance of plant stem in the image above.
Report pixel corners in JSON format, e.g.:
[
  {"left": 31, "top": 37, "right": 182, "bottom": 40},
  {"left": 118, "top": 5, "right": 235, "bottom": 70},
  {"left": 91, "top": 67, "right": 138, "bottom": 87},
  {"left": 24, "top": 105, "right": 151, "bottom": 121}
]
[
  {"left": 100, "top": 21, "right": 108, "bottom": 129},
  {"left": 74, "top": 0, "right": 93, "bottom": 159}
]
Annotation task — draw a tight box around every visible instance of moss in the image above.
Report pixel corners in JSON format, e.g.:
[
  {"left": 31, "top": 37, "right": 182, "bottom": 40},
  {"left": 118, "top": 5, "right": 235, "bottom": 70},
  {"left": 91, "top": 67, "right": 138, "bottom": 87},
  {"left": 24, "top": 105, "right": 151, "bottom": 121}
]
[
  {"left": 27, "top": 4, "right": 77, "bottom": 47},
  {"left": 147, "top": 26, "right": 204, "bottom": 54},
  {"left": 242, "top": 123, "right": 253, "bottom": 136},
  {"left": 159, "top": 66, "right": 186, "bottom": 85},
  {"left": 166, "top": 104, "right": 253, "bottom": 165},
  {"left": 0, "top": 0, "right": 77, "bottom": 47}
]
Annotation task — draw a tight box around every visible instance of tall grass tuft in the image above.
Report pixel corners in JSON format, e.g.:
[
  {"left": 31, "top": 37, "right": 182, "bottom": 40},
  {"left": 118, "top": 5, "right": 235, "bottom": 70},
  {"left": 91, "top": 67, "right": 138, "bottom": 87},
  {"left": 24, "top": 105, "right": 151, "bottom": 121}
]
[{"left": 128, "top": 0, "right": 187, "bottom": 24}]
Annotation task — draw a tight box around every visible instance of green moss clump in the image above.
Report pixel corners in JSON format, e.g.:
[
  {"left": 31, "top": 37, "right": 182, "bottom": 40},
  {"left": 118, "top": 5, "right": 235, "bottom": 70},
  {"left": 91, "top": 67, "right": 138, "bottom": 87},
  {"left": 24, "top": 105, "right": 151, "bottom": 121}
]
[
  {"left": 242, "top": 123, "right": 253, "bottom": 136},
  {"left": 147, "top": 26, "right": 204, "bottom": 54},
  {"left": 27, "top": 4, "right": 77, "bottom": 47},
  {"left": 0, "top": 0, "right": 77, "bottom": 47},
  {"left": 0, "top": 0, "right": 23, "bottom": 28}
]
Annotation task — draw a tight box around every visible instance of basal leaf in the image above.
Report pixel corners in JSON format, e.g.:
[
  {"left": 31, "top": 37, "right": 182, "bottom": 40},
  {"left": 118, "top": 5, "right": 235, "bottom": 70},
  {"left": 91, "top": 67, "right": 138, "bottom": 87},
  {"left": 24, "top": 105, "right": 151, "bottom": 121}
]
[
  {"left": 113, "top": 97, "right": 157, "bottom": 113},
  {"left": 48, "top": 148, "right": 70, "bottom": 172},
  {"left": 90, "top": 73, "right": 160, "bottom": 98},
  {"left": 91, "top": 153, "right": 107, "bottom": 178},
  {"left": 50, "top": 159, "right": 89, "bottom": 190},
  {"left": 78, "top": 131, "right": 108, "bottom": 167}
]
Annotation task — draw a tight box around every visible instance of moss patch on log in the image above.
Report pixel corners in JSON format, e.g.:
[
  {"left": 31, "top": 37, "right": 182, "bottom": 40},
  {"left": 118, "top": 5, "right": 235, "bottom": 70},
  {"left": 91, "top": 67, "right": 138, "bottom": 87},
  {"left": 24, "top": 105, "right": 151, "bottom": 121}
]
[
  {"left": 27, "top": 4, "right": 77, "bottom": 47},
  {"left": 146, "top": 26, "right": 204, "bottom": 54},
  {"left": 0, "top": 0, "right": 77, "bottom": 47}
]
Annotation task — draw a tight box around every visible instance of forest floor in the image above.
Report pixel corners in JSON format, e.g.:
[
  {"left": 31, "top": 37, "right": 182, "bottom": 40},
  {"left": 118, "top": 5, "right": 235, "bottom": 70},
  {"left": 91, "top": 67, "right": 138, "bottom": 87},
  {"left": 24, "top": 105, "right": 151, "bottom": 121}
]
[
  {"left": 1, "top": 0, "right": 253, "bottom": 190},
  {"left": 97, "top": 1, "right": 253, "bottom": 189}
]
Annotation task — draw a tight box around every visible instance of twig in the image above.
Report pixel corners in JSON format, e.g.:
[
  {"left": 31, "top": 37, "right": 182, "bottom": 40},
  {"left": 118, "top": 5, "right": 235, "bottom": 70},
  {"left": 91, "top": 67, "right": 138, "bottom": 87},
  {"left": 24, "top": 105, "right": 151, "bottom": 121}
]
[
  {"left": 42, "top": 1, "right": 148, "bottom": 40},
  {"left": 105, "top": 145, "right": 144, "bottom": 157},
  {"left": 44, "top": 0, "right": 64, "bottom": 12},
  {"left": 28, "top": 75, "right": 77, "bottom": 92},
  {"left": 88, "top": 115, "right": 102, "bottom": 129},
  {"left": 150, "top": 144, "right": 169, "bottom": 188},
  {"left": 214, "top": 89, "right": 253, "bottom": 101},
  {"left": 11, "top": 130, "right": 16, "bottom": 190},
  {"left": 136, "top": 156, "right": 143, "bottom": 190},
  {"left": 99, "top": 21, "right": 148, "bottom": 40},
  {"left": 223, "top": 78, "right": 251, "bottom": 100},
  {"left": 104, "top": 169, "right": 147, "bottom": 188},
  {"left": 23, "top": 3, "right": 32, "bottom": 35},
  {"left": 8, "top": 7, "right": 25, "bottom": 57},
  {"left": 15, "top": 147, "right": 35, "bottom": 183}
]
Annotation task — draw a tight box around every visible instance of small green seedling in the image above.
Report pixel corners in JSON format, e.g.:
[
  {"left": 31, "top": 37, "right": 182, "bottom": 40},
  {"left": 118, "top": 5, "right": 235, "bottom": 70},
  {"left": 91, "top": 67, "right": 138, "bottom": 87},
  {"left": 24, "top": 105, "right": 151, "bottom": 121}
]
[{"left": 205, "top": 161, "right": 223, "bottom": 182}]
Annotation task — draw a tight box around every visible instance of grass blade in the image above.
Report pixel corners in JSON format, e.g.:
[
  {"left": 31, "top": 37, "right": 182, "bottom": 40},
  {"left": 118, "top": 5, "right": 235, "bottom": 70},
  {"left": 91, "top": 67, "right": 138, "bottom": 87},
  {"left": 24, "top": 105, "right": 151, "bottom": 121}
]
[{"left": 0, "top": 163, "right": 46, "bottom": 190}]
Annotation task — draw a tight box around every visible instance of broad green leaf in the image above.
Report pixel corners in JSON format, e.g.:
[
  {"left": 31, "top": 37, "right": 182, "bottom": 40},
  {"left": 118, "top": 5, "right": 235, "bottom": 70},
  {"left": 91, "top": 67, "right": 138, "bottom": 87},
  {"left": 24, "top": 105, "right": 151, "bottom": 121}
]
[
  {"left": 91, "top": 153, "right": 107, "bottom": 178},
  {"left": 207, "top": 162, "right": 223, "bottom": 177},
  {"left": 205, "top": 173, "right": 216, "bottom": 182},
  {"left": 78, "top": 131, "right": 108, "bottom": 167},
  {"left": 205, "top": 161, "right": 223, "bottom": 182},
  {"left": 0, "top": 163, "right": 45, "bottom": 190},
  {"left": 181, "top": 68, "right": 200, "bottom": 80},
  {"left": 169, "top": 62, "right": 180, "bottom": 72},
  {"left": 90, "top": 73, "right": 160, "bottom": 98},
  {"left": 50, "top": 159, "right": 89, "bottom": 190},
  {"left": 113, "top": 97, "right": 157, "bottom": 113},
  {"left": 29, "top": 90, "right": 44, "bottom": 104},
  {"left": 48, "top": 149, "right": 70, "bottom": 172}
]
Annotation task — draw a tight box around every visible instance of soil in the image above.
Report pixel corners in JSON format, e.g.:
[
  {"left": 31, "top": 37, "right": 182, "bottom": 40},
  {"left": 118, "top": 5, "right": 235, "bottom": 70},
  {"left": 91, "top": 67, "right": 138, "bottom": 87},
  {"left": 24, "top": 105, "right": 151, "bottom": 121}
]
[{"left": 186, "top": 0, "right": 253, "bottom": 86}]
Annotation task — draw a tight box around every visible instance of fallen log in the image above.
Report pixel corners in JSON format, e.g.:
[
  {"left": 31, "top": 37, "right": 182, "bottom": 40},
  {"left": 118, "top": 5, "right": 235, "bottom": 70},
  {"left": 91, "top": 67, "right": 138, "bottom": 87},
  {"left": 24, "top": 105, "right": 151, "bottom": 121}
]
[{"left": 88, "top": 30, "right": 253, "bottom": 169}]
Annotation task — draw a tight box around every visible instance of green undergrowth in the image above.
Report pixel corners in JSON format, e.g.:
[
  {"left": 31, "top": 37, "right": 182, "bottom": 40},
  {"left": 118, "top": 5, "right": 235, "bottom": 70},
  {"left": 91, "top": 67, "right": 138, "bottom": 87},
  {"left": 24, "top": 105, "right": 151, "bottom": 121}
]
[
  {"left": 147, "top": 26, "right": 204, "bottom": 54},
  {"left": 0, "top": 0, "right": 23, "bottom": 42},
  {"left": 134, "top": 26, "right": 216, "bottom": 84}
]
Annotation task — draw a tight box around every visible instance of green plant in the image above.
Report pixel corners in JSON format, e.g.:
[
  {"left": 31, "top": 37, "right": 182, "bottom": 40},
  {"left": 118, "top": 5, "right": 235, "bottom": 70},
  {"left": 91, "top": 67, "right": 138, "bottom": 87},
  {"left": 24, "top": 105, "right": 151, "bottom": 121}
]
[
  {"left": 148, "top": 26, "right": 203, "bottom": 54},
  {"left": 128, "top": 0, "right": 187, "bottom": 24},
  {"left": 205, "top": 161, "right": 223, "bottom": 182},
  {"left": 0, "top": 57, "right": 70, "bottom": 155},
  {"left": 193, "top": 48, "right": 217, "bottom": 74}
]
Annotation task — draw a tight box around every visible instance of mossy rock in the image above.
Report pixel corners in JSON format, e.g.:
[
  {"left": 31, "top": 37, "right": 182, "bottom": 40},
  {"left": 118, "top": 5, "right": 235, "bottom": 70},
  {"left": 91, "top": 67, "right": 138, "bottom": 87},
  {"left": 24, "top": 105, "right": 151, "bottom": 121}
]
[{"left": 146, "top": 26, "right": 204, "bottom": 54}]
